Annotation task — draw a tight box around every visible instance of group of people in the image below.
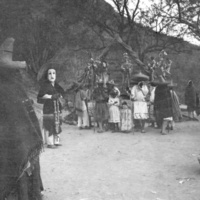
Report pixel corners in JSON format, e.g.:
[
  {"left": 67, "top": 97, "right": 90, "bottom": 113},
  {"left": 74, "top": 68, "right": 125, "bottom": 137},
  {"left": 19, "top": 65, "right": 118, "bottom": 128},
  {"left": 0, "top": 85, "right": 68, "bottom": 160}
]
[
  {"left": 1, "top": 35, "right": 198, "bottom": 200},
  {"left": 73, "top": 74, "right": 183, "bottom": 135}
]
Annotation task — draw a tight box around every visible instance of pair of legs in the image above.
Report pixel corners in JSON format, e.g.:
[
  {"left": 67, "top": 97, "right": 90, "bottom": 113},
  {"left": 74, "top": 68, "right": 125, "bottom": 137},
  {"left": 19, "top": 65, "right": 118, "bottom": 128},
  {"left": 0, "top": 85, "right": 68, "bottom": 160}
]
[
  {"left": 77, "top": 110, "right": 89, "bottom": 129},
  {"left": 47, "top": 132, "right": 61, "bottom": 148},
  {"left": 161, "top": 119, "right": 174, "bottom": 135},
  {"left": 134, "top": 119, "right": 146, "bottom": 133},
  {"left": 110, "top": 123, "right": 119, "bottom": 132},
  {"left": 43, "top": 129, "right": 61, "bottom": 148},
  {"left": 188, "top": 111, "right": 195, "bottom": 119}
]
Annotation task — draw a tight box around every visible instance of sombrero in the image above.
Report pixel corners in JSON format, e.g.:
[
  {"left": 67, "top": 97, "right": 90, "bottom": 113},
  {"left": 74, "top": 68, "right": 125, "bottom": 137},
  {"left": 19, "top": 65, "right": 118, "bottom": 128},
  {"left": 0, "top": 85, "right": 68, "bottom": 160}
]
[
  {"left": 132, "top": 72, "right": 149, "bottom": 82},
  {"left": 120, "top": 93, "right": 130, "bottom": 100},
  {"left": 150, "top": 76, "right": 171, "bottom": 86}
]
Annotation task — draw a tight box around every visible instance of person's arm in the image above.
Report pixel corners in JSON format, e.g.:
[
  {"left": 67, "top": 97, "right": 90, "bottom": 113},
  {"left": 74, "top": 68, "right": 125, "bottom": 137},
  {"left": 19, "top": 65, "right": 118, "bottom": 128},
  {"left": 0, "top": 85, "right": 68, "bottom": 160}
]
[{"left": 130, "top": 86, "right": 136, "bottom": 100}]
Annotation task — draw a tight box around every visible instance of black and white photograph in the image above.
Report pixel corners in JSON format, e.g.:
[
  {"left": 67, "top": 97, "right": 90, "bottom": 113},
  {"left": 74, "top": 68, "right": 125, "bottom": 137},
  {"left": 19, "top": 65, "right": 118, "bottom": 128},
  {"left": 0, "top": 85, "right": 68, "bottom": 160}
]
[{"left": 0, "top": 0, "right": 200, "bottom": 199}]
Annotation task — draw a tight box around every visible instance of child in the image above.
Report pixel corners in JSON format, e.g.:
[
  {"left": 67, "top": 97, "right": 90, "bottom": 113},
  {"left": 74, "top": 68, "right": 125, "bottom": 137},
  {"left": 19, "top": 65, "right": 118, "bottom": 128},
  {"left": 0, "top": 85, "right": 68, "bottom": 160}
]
[
  {"left": 108, "top": 90, "right": 120, "bottom": 132},
  {"left": 120, "top": 101, "right": 132, "bottom": 133}
]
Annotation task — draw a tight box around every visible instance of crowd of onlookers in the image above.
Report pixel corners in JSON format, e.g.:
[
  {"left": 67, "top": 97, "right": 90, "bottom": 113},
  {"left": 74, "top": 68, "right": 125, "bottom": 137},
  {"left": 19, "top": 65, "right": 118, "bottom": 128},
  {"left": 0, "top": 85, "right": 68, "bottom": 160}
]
[
  {"left": 73, "top": 75, "right": 185, "bottom": 135},
  {"left": 36, "top": 66, "right": 200, "bottom": 150}
]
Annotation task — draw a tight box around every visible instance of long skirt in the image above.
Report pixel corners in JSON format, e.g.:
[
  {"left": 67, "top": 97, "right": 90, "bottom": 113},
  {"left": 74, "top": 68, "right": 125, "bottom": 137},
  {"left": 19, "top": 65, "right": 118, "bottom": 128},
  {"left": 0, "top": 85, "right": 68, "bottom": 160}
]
[
  {"left": 109, "top": 105, "right": 120, "bottom": 123},
  {"left": 148, "top": 103, "right": 155, "bottom": 122},
  {"left": 133, "top": 101, "right": 149, "bottom": 119},
  {"left": 120, "top": 108, "right": 132, "bottom": 131},
  {"left": 94, "top": 102, "right": 109, "bottom": 122},
  {"left": 43, "top": 114, "right": 62, "bottom": 136}
]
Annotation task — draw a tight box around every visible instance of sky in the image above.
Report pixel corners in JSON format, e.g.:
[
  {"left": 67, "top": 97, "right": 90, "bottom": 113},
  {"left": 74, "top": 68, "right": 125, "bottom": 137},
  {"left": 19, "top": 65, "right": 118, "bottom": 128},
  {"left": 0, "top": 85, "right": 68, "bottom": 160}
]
[{"left": 104, "top": 0, "right": 200, "bottom": 46}]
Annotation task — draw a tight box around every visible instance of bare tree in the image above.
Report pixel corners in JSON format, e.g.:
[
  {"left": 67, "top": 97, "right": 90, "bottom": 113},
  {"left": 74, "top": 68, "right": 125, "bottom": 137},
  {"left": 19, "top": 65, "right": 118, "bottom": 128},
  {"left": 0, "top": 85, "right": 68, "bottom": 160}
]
[{"left": 150, "top": 0, "right": 200, "bottom": 41}]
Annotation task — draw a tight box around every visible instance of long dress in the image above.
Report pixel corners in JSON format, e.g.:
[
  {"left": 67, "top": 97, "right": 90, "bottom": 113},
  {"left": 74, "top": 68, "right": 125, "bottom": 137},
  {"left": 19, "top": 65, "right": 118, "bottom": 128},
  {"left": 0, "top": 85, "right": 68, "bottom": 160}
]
[
  {"left": 120, "top": 107, "right": 132, "bottom": 132},
  {"left": 0, "top": 68, "right": 43, "bottom": 200},
  {"left": 154, "top": 85, "right": 173, "bottom": 127},
  {"left": 93, "top": 86, "right": 109, "bottom": 122},
  {"left": 108, "top": 96, "right": 120, "bottom": 123},
  {"left": 37, "top": 81, "right": 64, "bottom": 138},
  {"left": 131, "top": 85, "right": 149, "bottom": 119}
]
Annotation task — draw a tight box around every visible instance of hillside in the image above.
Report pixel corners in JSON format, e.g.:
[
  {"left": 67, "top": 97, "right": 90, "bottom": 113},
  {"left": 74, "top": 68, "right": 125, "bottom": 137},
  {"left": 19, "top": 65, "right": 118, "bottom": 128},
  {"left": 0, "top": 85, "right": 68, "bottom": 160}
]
[{"left": 2, "top": 0, "right": 200, "bottom": 102}]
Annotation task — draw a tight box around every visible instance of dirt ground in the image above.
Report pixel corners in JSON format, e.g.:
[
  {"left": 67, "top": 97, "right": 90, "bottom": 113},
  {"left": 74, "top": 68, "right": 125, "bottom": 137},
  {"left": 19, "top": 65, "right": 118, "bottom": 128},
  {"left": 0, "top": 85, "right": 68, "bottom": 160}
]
[{"left": 40, "top": 120, "right": 200, "bottom": 200}]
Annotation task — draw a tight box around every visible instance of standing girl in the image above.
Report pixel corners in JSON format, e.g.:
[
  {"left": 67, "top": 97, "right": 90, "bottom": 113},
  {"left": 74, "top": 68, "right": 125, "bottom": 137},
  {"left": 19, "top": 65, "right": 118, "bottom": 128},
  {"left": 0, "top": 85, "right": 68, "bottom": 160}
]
[
  {"left": 120, "top": 101, "right": 132, "bottom": 133},
  {"left": 108, "top": 90, "right": 120, "bottom": 132}
]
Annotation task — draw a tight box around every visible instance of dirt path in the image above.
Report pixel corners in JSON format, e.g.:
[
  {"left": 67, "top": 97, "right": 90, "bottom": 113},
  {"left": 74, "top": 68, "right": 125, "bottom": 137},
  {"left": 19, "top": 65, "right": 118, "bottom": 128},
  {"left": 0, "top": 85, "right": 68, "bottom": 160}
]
[{"left": 40, "top": 121, "right": 200, "bottom": 200}]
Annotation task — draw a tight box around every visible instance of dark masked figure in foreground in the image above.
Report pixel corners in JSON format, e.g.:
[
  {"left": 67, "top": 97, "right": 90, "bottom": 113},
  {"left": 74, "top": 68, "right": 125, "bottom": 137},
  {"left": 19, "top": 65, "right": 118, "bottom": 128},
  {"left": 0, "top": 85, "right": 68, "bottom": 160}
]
[{"left": 0, "top": 38, "right": 43, "bottom": 200}]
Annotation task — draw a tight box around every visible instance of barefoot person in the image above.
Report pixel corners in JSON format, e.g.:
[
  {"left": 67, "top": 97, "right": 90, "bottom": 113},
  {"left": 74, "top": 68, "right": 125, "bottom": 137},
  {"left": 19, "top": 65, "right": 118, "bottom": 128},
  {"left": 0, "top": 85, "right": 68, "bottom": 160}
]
[
  {"left": 37, "top": 67, "right": 65, "bottom": 148},
  {"left": 0, "top": 38, "right": 44, "bottom": 200}
]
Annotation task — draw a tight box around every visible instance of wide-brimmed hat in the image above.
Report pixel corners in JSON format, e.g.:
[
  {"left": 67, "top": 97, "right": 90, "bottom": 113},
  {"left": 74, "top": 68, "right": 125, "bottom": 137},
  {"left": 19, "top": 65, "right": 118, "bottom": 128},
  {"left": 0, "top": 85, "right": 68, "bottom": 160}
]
[
  {"left": 150, "top": 75, "right": 171, "bottom": 86},
  {"left": 132, "top": 72, "right": 149, "bottom": 82},
  {"left": 120, "top": 93, "right": 130, "bottom": 100},
  {"left": 0, "top": 38, "right": 26, "bottom": 69}
]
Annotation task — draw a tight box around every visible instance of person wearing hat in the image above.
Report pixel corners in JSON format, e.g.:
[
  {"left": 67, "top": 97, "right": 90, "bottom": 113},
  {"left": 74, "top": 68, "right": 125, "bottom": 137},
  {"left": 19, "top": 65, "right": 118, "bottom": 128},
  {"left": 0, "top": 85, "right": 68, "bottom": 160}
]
[
  {"left": 153, "top": 77, "right": 173, "bottom": 134},
  {"left": 131, "top": 81, "right": 149, "bottom": 133},
  {"left": 37, "top": 67, "right": 65, "bottom": 148},
  {"left": 93, "top": 79, "right": 109, "bottom": 133},
  {"left": 0, "top": 38, "right": 43, "bottom": 199}
]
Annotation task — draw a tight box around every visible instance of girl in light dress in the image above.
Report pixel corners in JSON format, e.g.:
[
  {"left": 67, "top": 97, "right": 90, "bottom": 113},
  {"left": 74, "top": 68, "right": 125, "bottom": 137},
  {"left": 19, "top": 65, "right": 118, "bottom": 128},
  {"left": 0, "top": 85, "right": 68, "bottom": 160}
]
[
  {"left": 108, "top": 90, "right": 120, "bottom": 132},
  {"left": 120, "top": 101, "right": 132, "bottom": 133}
]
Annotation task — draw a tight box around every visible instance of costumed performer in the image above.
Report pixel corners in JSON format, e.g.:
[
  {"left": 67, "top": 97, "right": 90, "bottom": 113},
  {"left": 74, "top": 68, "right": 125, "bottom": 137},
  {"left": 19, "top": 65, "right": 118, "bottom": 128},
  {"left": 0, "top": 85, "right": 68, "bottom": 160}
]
[
  {"left": 37, "top": 67, "right": 65, "bottom": 148},
  {"left": 93, "top": 79, "right": 109, "bottom": 133}
]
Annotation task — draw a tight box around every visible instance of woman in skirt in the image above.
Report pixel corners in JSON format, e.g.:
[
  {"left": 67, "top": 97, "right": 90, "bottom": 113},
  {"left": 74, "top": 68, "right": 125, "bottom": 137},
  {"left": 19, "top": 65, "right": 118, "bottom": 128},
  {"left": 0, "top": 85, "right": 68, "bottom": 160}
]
[
  {"left": 93, "top": 80, "right": 109, "bottom": 133},
  {"left": 108, "top": 89, "right": 120, "bottom": 132},
  {"left": 131, "top": 81, "right": 149, "bottom": 133}
]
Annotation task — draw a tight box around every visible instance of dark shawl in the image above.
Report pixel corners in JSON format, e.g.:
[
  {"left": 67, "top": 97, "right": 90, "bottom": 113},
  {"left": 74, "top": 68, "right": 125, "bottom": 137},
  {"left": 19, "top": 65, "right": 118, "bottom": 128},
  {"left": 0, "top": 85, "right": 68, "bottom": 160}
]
[
  {"left": 0, "top": 68, "right": 43, "bottom": 199},
  {"left": 154, "top": 85, "right": 173, "bottom": 122},
  {"left": 185, "top": 82, "right": 196, "bottom": 112},
  {"left": 37, "top": 81, "right": 65, "bottom": 114},
  {"left": 37, "top": 81, "right": 64, "bottom": 135}
]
